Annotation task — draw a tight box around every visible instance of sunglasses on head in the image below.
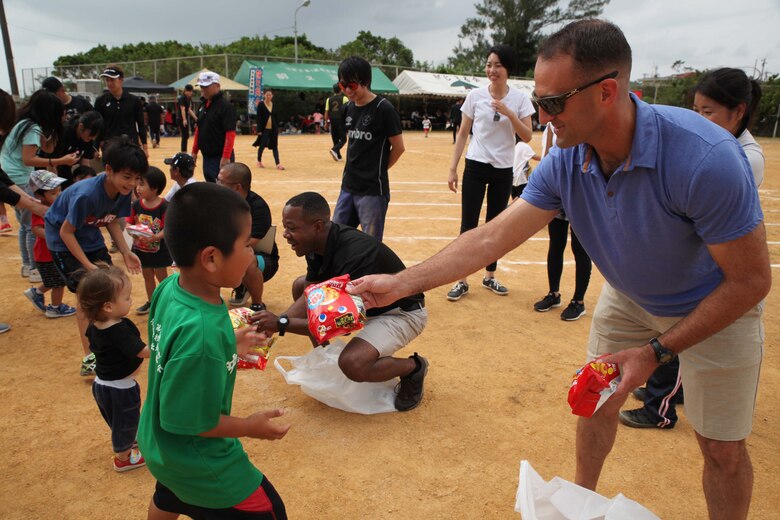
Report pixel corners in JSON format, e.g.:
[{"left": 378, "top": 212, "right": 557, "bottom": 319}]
[
  {"left": 338, "top": 81, "right": 361, "bottom": 92},
  {"left": 531, "top": 70, "right": 618, "bottom": 116}
]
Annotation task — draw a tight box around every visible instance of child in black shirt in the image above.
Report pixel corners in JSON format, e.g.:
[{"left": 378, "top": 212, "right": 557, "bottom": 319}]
[{"left": 77, "top": 265, "right": 150, "bottom": 472}]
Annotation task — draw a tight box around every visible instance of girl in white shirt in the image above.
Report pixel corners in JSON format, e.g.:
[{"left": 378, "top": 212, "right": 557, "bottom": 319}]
[
  {"left": 692, "top": 67, "right": 764, "bottom": 186},
  {"left": 446, "top": 44, "right": 535, "bottom": 301}
]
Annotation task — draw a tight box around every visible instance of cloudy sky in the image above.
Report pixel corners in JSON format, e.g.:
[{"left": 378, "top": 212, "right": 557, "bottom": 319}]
[{"left": 1, "top": 0, "right": 778, "bottom": 93}]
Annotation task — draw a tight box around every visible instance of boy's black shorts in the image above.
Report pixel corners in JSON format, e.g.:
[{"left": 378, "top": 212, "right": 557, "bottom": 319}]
[
  {"left": 50, "top": 248, "right": 112, "bottom": 293},
  {"left": 153, "top": 479, "right": 287, "bottom": 519}
]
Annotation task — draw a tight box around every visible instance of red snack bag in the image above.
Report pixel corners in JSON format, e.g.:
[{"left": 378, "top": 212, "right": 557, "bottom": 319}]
[
  {"left": 568, "top": 358, "right": 621, "bottom": 417},
  {"left": 304, "top": 274, "right": 367, "bottom": 344},
  {"left": 228, "top": 307, "right": 276, "bottom": 370}
]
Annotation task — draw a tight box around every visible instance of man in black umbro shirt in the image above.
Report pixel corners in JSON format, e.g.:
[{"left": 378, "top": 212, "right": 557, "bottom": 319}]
[
  {"left": 251, "top": 191, "right": 429, "bottom": 412},
  {"left": 332, "top": 56, "right": 405, "bottom": 242},
  {"left": 94, "top": 65, "right": 148, "bottom": 156}
]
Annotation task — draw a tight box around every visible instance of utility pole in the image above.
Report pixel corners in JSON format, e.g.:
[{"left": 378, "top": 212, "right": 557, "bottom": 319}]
[{"left": 0, "top": 0, "right": 19, "bottom": 96}]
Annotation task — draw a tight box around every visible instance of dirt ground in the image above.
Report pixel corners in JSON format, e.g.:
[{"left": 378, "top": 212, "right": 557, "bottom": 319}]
[{"left": 0, "top": 130, "right": 779, "bottom": 519}]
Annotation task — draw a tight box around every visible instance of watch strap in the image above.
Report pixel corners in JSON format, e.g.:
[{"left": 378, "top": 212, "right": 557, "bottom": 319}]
[{"left": 649, "top": 337, "right": 675, "bottom": 364}]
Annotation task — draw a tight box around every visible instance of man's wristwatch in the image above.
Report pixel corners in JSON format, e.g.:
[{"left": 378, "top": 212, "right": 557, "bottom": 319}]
[
  {"left": 649, "top": 337, "right": 676, "bottom": 365},
  {"left": 277, "top": 314, "right": 290, "bottom": 336}
]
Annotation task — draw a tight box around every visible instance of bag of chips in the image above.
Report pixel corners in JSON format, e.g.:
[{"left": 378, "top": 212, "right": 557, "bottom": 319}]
[
  {"left": 568, "top": 358, "right": 621, "bottom": 417},
  {"left": 126, "top": 223, "right": 155, "bottom": 239},
  {"left": 304, "top": 274, "right": 367, "bottom": 344},
  {"left": 228, "top": 307, "right": 276, "bottom": 370}
]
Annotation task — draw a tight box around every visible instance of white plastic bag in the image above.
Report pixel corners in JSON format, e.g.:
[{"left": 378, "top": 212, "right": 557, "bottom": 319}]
[
  {"left": 274, "top": 340, "right": 397, "bottom": 415},
  {"left": 515, "top": 460, "right": 659, "bottom": 520}
]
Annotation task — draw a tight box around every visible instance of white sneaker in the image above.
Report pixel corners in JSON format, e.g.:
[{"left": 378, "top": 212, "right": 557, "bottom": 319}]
[
  {"left": 21, "top": 265, "right": 31, "bottom": 278},
  {"left": 28, "top": 268, "right": 42, "bottom": 283}
]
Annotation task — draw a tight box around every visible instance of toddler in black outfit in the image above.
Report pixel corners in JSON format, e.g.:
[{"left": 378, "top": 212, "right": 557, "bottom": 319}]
[{"left": 77, "top": 265, "right": 150, "bottom": 472}]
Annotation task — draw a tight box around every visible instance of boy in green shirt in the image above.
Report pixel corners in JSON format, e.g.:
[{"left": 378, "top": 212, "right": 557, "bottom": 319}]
[{"left": 137, "top": 182, "right": 290, "bottom": 519}]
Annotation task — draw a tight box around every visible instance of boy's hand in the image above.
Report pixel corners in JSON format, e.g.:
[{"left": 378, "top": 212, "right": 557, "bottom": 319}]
[
  {"left": 122, "top": 251, "right": 142, "bottom": 274},
  {"left": 244, "top": 409, "right": 291, "bottom": 440},
  {"left": 235, "top": 325, "right": 268, "bottom": 359}
]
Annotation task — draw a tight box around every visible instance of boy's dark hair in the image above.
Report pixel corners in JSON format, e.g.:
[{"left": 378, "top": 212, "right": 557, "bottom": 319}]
[
  {"left": 184, "top": 84, "right": 194, "bottom": 92},
  {"left": 332, "top": 82, "right": 341, "bottom": 94},
  {"left": 695, "top": 68, "right": 762, "bottom": 136},
  {"left": 221, "top": 162, "right": 251, "bottom": 191},
  {"left": 72, "top": 165, "right": 97, "bottom": 181},
  {"left": 165, "top": 183, "right": 250, "bottom": 267},
  {"left": 538, "top": 19, "right": 632, "bottom": 79},
  {"left": 77, "top": 111, "right": 103, "bottom": 136},
  {"left": 285, "top": 191, "right": 331, "bottom": 221},
  {"left": 102, "top": 136, "right": 148, "bottom": 174},
  {"left": 142, "top": 166, "right": 167, "bottom": 195},
  {"left": 338, "top": 56, "right": 372, "bottom": 89},
  {"left": 76, "top": 264, "right": 128, "bottom": 322},
  {"left": 486, "top": 44, "right": 517, "bottom": 76}
]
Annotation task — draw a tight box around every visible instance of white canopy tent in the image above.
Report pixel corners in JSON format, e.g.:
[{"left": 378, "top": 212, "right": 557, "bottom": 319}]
[{"left": 393, "top": 70, "right": 535, "bottom": 97}]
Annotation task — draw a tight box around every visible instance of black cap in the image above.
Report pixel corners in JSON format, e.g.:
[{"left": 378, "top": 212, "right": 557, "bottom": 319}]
[
  {"left": 100, "top": 66, "right": 124, "bottom": 79},
  {"left": 164, "top": 152, "right": 195, "bottom": 171},
  {"left": 41, "top": 76, "right": 64, "bottom": 93}
]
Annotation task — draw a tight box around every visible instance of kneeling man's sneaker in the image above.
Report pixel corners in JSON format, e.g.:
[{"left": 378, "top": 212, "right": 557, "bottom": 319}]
[{"left": 395, "top": 353, "right": 428, "bottom": 412}]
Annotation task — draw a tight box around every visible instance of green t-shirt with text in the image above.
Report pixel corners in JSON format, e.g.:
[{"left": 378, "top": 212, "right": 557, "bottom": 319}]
[{"left": 137, "top": 274, "right": 263, "bottom": 508}]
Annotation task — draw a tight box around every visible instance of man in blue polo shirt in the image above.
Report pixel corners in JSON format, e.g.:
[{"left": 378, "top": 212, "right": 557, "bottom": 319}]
[{"left": 347, "top": 20, "right": 769, "bottom": 520}]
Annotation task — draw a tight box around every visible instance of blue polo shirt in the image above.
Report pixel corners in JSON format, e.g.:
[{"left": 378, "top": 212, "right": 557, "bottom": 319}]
[
  {"left": 44, "top": 173, "right": 132, "bottom": 253},
  {"left": 522, "top": 94, "right": 762, "bottom": 317}
]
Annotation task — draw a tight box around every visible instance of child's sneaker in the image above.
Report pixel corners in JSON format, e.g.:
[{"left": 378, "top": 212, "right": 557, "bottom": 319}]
[
  {"left": 45, "top": 303, "right": 77, "bottom": 318},
  {"left": 28, "top": 268, "right": 42, "bottom": 283},
  {"left": 113, "top": 449, "right": 146, "bottom": 472},
  {"left": 21, "top": 265, "right": 30, "bottom": 278},
  {"left": 23, "top": 287, "right": 46, "bottom": 312},
  {"left": 136, "top": 301, "right": 151, "bottom": 315},
  {"left": 80, "top": 353, "right": 96, "bottom": 377},
  {"left": 0, "top": 220, "right": 11, "bottom": 233}
]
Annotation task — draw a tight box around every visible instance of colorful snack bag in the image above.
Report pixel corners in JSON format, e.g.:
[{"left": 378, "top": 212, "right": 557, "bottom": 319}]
[
  {"left": 228, "top": 307, "right": 276, "bottom": 370},
  {"left": 568, "top": 358, "right": 621, "bottom": 417},
  {"left": 304, "top": 274, "right": 367, "bottom": 344}
]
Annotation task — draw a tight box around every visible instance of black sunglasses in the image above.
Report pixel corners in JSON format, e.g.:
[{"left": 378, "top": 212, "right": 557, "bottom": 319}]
[{"left": 531, "top": 70, "right": 618, "bottom": 116}]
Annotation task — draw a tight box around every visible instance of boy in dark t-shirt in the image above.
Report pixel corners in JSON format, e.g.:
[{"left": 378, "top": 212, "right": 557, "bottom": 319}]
[{"left": 333, "top": 56, "right": 404, "bottom": 241}]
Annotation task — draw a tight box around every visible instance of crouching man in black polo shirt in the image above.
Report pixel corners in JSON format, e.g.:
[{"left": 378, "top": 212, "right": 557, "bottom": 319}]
[
  {"left": 217, "top": 162, "right": 279, "bottom": 312},
  {"left": 251, "top": 191, "right": 429, "bottom": 412}
]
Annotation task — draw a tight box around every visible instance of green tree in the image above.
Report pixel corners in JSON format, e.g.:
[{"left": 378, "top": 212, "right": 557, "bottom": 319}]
[
  {"left": 448, "top": 0, "right": 610, "bottom": 76},
  {"left": 336, "top": 31, "right": 414, "bottom": 67}
]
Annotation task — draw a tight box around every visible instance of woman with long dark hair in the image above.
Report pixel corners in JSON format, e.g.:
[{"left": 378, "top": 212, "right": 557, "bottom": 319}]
[
  {"left": 446, "top": 44, "right": 534, "bottom": 301},
  {"left": 0, "top": 90, "right": 78, "bottom": 281},
  {"left": 693, "top": 67, "right": 764, "bottom": 185},
  {"left": 253, "top": 89, "right": 284, "bottom": 170}
]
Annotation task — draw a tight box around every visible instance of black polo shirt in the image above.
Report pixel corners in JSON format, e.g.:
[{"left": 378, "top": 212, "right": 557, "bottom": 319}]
[
  {"left": 195, "top": 91, "right": 237, "bottom": 158},
  {"left": 95, "top": 89, "right": 147, "bottom": 146},
  {"left": 177, "top": 94, "right": 192, "bottom": 124},
  {"left": 305, "top": 223, "right": 424, "bottom": 316},
  {"left": 246, "top": 190, "right": 279, "bottom": 259}
]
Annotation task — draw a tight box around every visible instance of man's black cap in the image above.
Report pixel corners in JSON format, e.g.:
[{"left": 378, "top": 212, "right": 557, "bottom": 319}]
[
  {"left": 42, "top": 76, "right": 64, "bottom": 93},
  {"left": 164, "top": 152, "right": 195, "bottom": 171}
]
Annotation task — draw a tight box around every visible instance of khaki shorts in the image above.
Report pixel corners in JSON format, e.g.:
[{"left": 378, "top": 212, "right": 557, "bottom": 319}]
[
  {"left": 588, "top": 283, "right": 763, "bottom": 441},
  {"left": 352, "top": 306, "right": 428, "bottom": 358}
]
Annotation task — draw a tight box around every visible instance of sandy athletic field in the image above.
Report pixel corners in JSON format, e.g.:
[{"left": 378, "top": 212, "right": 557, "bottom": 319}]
[{"left": 0, "top": 131, "right": 778, "bottom": 519}]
